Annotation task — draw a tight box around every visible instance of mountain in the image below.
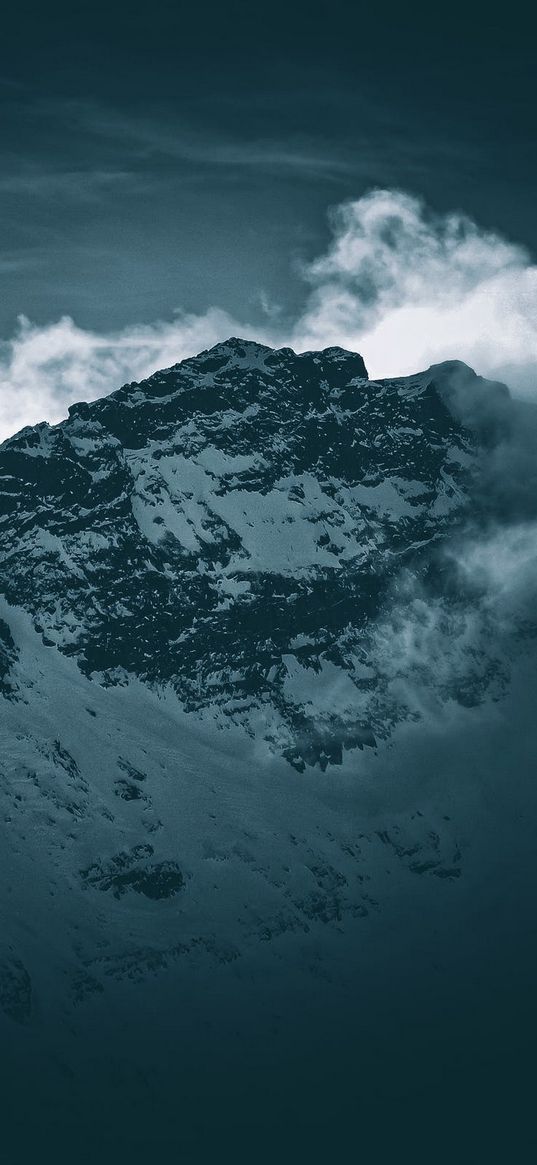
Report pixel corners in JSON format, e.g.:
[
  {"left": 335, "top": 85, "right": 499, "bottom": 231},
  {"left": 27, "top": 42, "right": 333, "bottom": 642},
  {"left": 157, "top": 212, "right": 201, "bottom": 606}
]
[
  {"left": 1, "top": 339, "right": 535, "bottom": 1157},
  {"left": 0, "top": 338, "right": 509, "bottom": 769}
]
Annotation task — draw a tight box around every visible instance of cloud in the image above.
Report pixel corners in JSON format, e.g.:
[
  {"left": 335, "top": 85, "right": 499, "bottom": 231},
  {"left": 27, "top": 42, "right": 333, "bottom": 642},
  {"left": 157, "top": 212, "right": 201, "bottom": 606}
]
[
  {"left": 349, "top": 513, "right": 537, "bottom": 738},
  {"left": 455, "top": 522, "right": 537, "bottom": 614},
  {"left": 60, "top": 100, "right": 359, "bottom": 180},
  {"left": 0, "top": 167, "right": 135, "bottom": 200},
  {"left": 1, "top": 187, "right": 537, "bottom": 442},
  {"left": 0, "top": 309, "right": 246, "bottom": 442},
  {"left": 292, "top": 189, "right": 537, "bottom": 394}
]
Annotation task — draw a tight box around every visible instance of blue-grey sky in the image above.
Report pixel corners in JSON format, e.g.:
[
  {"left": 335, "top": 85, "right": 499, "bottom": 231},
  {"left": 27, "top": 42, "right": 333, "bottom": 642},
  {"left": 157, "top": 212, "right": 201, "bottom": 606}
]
[
  {"left": 1, "top": 1, "right": 537, "bottom": 441},
  {"left": 1, "top": 0, "right": 535, "bottom": 336}
]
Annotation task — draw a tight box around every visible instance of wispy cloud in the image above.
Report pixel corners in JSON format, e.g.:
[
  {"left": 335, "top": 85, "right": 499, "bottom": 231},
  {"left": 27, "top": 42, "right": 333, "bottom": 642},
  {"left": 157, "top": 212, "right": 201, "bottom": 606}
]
[
  {"left": 0, "top": 166, "right": 135, "bottom": 200},
  {"left": 72, "top": 101, "right": 361, "bottom": 181},
  {"left": 7, "top": 97, "right": 355, "bottom": 186}
]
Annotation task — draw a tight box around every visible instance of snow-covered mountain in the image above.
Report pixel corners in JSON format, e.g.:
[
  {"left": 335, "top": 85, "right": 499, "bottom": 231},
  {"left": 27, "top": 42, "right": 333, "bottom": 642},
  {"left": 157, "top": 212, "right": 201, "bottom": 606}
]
[
  {"left": 0, "top": 338, "right": 510, "bottom": 767},
  {"left": 1, "top": 340, "right": 535, "bottom": 1158}
]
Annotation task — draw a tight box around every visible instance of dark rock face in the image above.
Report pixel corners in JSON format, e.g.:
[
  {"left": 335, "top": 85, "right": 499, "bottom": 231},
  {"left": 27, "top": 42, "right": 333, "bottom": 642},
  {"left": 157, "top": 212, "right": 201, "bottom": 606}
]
[
  {"left": 0, "top": 957, "right": 32, "bottom": 1024},
  {"left": 80, "top": 846, "right": 184, "bottom": 900},
  {"left": 0, "top": 338, "right": 505, "bottom": 766},
  {"left": 0, "top": 619, "right": 17, "bottom": 697}
]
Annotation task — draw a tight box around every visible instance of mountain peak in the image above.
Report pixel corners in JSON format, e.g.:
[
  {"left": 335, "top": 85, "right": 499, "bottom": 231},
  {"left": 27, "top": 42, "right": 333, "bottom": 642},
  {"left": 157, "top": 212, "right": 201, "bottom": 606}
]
[
  {"left": 202, "top": 336, "right": 278, "bottom": 357},
  {"left": 194, "top": 337, "right": 368, "bottom": 377}
]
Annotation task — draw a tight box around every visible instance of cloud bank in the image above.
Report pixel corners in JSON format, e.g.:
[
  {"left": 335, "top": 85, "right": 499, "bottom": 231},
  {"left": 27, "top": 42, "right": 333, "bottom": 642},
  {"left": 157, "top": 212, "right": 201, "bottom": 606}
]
[
  {"left": 293, "top": 190, "right": 537, "bottom": 394},
  {"left": 1, "top": 188, "right": 537, "bottom": 442}
]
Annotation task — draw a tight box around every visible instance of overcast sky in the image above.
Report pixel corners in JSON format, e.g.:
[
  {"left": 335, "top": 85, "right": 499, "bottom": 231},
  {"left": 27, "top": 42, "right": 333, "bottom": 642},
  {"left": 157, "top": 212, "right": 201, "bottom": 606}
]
[{"left": 0, "top": 1, "right": 536, "bottom": 435}]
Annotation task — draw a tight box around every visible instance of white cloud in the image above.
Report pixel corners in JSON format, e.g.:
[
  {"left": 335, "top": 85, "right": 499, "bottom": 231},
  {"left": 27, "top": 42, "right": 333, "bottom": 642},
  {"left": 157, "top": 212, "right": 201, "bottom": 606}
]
[
  {"left": 1, "top": 187, "right": 537, "bottom": 442},
  {"left": 292, "top": 189, "right": 537, "bottom": 392},
  {"left": 0, "top": 308, "right": 245, "bottom": 442}
]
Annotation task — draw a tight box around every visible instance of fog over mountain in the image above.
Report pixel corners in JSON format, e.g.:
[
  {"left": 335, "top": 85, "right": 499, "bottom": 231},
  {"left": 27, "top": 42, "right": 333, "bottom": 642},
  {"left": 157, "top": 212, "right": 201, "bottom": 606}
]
[{"left": 1, "top": 341, "right": 536, "bottom": 1161}]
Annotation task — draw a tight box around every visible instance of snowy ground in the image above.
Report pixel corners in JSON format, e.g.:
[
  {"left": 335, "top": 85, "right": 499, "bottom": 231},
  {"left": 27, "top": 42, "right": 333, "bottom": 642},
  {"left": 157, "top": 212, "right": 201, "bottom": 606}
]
[{"left": 1, "top": 597, "right": 536, "bottom": 1161}]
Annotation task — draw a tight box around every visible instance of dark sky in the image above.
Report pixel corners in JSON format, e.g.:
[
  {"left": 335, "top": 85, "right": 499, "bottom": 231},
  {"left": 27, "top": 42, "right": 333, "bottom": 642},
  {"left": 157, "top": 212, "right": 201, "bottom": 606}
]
[{"left": 0, "top": 0, "right": 535, "bottom": 336}]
